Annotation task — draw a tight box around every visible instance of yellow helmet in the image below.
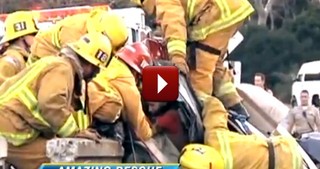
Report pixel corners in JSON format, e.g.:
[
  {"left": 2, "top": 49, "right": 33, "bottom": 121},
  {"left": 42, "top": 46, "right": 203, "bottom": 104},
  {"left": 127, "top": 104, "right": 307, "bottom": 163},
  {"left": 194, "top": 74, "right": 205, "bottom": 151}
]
[
  {"left": 87, "top": 10, "right": 128, "bottom": 50},
  {"left": 67, "top": 32, "right": 113, "bottom": 67},
  {"left": 179, "top": 144, "right": 225, "bottom": 169},
  {"left": 0, "top": 11, "right": 38, "bottom": 44}
]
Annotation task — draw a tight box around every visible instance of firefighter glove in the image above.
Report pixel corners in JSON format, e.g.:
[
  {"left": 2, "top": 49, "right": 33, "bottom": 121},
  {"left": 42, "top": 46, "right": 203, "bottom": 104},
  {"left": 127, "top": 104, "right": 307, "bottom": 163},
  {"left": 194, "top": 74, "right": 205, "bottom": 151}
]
[
  {"left": 171, "top": 55, "right": 189, "bottom": 75},
  {"left": 75, "top": 128, "right": 102, "bottom": 143}
]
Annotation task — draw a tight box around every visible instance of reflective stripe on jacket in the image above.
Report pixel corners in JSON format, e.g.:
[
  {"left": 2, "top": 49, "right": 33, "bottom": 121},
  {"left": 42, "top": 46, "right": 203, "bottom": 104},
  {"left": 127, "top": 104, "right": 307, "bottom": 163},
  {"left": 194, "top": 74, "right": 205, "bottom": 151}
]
[
  {"left": 73, "top": 94, "right": 90, "bottom": 130},
  {"left": 156, "top": 0, "right": 254, "bottom": 57},
  {"left": 73, "top": 110, "right": 90, "bottom": 130},
  {"left": 0, "top": 45, "right": 29, "bottom": 85},
  {"left": 0, "top": 56, "right": 80, "bottom": 146},
  {"left": 187, "top": 0, "right": 254, "bottom": 40},
  {"left": 207, "top": 131, "right": 303, "bottom": 169},
  {"left": 28, "top": 13, "right": 89, "bottom": 65}
]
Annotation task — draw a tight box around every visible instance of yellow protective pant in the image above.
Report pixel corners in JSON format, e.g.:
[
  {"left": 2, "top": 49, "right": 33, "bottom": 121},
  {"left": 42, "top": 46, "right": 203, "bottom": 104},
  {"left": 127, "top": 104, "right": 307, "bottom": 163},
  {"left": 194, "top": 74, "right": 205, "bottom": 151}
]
[
  {"left": 0, "top": 113, "right": 49, "bottom": 169},
  {"left": 190, "top": 22, "right": 243, "bottom": 108},
  {"left": 199, "top": 93, "right": 303, "bottom": 169},
  {"left": 7, "top": 137, "right": 49, "bottom": 169}
]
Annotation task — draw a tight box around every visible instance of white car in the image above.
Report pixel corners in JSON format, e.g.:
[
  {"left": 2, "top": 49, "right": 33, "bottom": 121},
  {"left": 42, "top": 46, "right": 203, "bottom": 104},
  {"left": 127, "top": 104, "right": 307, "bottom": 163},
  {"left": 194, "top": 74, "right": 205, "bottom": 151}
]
[{"left": 291, "top": 60, "right": 320, "bottom": 107}]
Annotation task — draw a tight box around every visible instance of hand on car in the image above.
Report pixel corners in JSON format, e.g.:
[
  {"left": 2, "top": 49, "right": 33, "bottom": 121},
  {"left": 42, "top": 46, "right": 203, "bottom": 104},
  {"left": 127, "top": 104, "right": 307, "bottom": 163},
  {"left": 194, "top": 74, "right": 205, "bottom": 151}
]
[
  {"left": 171, "top": 55, "right": 189, "bottom": 75},
  {"left": 74, "top": 128, "right": 102, "bottom": 143}
]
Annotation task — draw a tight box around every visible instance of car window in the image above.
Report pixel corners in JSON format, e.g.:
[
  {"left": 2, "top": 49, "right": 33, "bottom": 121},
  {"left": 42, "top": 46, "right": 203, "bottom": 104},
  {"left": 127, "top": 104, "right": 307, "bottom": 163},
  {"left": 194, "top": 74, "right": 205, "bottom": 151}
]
[
  {"left": 296, "top": 74, "right": 303, "bottom": 81},
  {"left": 131, "top": 28, "right": 137, "bottom": 43},
  {"left": 304, "top": 73, "right": 320, "bottom": 81}
]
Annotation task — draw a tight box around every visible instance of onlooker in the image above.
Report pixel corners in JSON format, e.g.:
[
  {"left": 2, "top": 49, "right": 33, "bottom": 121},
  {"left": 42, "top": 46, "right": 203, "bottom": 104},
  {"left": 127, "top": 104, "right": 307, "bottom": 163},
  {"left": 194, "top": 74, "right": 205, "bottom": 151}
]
[
  {"left": 281, "top": 90, "right": 320, "bottom": 138},
  {"left": 254, "top": 72, "right": 273, "bottom": 95}
]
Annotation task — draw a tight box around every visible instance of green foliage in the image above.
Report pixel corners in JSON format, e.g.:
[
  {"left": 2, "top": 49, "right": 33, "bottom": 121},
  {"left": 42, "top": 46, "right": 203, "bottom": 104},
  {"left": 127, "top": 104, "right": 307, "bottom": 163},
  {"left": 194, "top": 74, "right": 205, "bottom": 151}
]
[{"left": 232, "top": 5, "right": 320, "bottom": 102}]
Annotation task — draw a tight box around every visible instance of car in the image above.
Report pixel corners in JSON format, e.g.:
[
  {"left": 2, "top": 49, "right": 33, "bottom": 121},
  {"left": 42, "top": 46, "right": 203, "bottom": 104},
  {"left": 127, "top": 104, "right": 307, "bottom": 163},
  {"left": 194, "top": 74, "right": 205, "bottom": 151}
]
[{"left": 291, "top": 61, "right": 320, "bottom": 107}]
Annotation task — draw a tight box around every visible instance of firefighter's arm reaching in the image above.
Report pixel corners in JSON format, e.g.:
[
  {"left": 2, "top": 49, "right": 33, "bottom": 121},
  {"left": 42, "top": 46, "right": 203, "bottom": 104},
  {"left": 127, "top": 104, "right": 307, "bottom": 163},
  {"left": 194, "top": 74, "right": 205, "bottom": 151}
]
[
  {"left": 37, "top": 63, "right": 79, "bottom": 137},
  {"left": 112, "top": 78, "right": 153, "bottom": 141},
  {"left": 156, "top": 0, "right": 187, "bottom": 60},
  {"left": 88, "top": 80, "right": 123, "bottom": 123}
]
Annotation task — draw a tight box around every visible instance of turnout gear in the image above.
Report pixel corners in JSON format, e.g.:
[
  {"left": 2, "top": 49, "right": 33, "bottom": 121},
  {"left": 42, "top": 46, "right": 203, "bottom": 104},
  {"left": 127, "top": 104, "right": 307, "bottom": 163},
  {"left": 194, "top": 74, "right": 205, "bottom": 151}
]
[
  {"left": 0, "top": 57, "right": 81, "bottom": 146},
  {"left": 0, "top": 34, "right": 111, "bottom": 168},
  {"left": 88, "top": 42, "right": 154, "bottom": 141},
  {"left": 0, "top": 45, "right": 29, "bottom": 85},
  {"left": 154, "top": 0, "right": 254, "bottom": 110},
  {"left": 67, "top": 32, "right": 113, "bottom": 67},
  {"left": 0, "top": 11, "right": 38, "bottom": 85},
  {"left": 29, "top": 10, "right": 127, "bottom": 64},
  {"left": 0, "top": 56, "right": 82, "bottom": 169},
  {"left": 0, "top": 11, "right": 38, "bottom": 45},
  {"left": 186, "top": 92, "right": 303, "bottom": 169}
]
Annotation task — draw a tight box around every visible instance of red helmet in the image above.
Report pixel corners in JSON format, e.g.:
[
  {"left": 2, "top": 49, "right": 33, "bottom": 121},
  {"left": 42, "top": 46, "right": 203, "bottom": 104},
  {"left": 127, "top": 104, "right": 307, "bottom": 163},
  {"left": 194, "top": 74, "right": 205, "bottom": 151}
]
[
  {"left": 143, "top": 38, "right": 169, "bottom": 60},
  {"left": 116, "top": 42, "right": 153, "bottom": 74}
]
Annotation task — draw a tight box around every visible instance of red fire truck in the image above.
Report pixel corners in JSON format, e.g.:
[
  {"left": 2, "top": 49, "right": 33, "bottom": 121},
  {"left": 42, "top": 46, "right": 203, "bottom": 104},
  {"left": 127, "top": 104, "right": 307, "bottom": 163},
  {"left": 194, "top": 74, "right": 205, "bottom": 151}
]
[{"left": 0, "top": 5, "right": 110, "bottom": 23}]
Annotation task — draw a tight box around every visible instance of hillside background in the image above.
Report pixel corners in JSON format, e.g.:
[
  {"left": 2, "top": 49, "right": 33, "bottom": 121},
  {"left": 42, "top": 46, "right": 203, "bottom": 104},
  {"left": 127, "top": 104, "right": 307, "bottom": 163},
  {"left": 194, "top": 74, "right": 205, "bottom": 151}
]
[{"left": 2, "top": 0, "right": 320, "bottom": 103}]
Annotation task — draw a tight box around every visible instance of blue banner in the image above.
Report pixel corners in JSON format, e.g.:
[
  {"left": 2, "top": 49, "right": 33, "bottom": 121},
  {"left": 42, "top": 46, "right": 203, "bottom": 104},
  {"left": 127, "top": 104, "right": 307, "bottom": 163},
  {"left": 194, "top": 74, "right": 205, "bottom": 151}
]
[{"left": 40, "top": 164, "right": 180, "bottom": 169}]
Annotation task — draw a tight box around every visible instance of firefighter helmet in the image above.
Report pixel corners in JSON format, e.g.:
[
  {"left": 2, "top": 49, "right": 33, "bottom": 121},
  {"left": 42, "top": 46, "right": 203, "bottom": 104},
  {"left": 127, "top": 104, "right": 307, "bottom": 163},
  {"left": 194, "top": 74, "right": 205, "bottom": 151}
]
[
  {"left": 179, "top": 144, "right": 225, "bottom": 169},
  {"left": 68, "top": 32, "right": 113, "bottom": 67},
  {"left": 0, "top": 11, "right": 38, "bottom": 44},
  {"left": 87, "top": 10, "right": 128, "bottom": 50},
  {"left": 115, "top": 41, "right": 153, "bottom": 74}
]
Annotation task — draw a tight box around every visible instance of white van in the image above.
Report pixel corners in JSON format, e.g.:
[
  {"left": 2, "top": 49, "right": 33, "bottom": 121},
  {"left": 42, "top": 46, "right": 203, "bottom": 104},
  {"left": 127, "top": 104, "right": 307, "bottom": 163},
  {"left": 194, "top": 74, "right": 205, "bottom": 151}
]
[{"left": 291, "top": 60, "right": 320, "bottom": 107}]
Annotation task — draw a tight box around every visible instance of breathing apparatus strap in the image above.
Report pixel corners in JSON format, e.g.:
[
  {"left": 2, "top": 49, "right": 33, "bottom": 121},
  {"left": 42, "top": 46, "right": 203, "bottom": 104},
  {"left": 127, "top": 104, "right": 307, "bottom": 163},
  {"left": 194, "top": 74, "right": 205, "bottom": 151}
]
[{"left": 267, "top": 138, "right": 276, "bottom": 169}]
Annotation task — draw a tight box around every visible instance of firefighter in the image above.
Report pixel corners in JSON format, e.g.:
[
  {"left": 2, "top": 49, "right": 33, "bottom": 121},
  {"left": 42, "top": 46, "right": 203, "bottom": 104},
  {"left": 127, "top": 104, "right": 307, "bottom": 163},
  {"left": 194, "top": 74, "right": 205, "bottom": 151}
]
[
  {"left": 132, "top": 0, "right": 254, "bottom": 118},
  {"left": 0, "top": 11, "right": 38, "bottom": 85},
  {"left": 179, "top": 92, "right": 303, "bottom": 169},
  {"left": 0, "top": 32, "right": 112, "bottom": 169},
  {"left": 88, "top": 42, "right": 154, "bottom": 141},
  {"left": 28, "top": 9, "right": 128, "bottom": 65}
]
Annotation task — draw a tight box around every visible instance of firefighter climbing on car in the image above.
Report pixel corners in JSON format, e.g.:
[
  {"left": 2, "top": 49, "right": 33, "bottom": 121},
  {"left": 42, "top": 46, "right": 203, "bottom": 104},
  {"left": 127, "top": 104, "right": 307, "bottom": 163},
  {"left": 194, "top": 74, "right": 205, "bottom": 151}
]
[
  {"left": 0, "top": 32, "right": 112, "bottom": 169},
  {"left": 132, "top": 0, "right": 253, "bottom": 118},
  {"left": 0, "top": 11, "right": 38, "bottom": 85}
]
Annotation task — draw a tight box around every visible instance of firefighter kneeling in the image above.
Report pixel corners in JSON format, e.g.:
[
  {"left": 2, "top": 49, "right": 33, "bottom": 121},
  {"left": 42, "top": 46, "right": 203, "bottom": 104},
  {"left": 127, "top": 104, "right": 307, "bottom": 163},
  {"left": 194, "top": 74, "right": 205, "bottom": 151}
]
[
  {"left": 179, "top": 93, "right": 303, "bottom": 169},
  {"left": 0, "top": 32, "right": 112, "bottom": 169}
]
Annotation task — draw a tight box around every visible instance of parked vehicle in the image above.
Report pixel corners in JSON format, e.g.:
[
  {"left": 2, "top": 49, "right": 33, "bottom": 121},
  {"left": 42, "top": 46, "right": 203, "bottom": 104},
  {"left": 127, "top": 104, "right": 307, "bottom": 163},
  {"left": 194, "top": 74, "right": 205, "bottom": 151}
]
[
  {"left": 291, "top": 61, "right": 320, "bottom": 107},
  {"left": 298, "top": 132, "right": 320, "bottom": 168}
]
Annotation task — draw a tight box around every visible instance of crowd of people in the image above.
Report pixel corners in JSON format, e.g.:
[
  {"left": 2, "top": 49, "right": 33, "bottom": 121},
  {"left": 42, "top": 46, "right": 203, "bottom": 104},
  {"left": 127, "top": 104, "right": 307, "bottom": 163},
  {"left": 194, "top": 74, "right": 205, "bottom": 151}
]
[{"left": 0, "top": 0, "right": 308, "bottom": 169}]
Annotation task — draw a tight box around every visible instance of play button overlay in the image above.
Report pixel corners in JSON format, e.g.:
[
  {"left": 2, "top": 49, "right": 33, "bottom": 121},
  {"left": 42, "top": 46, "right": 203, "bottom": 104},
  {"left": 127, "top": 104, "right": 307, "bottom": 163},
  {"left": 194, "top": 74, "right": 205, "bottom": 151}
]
[
  {"left": 157, "top": 74, "right": 167, "bottom": 94},
  {"left": 142, "top": 66, "right": 179, "bottom": 102}
]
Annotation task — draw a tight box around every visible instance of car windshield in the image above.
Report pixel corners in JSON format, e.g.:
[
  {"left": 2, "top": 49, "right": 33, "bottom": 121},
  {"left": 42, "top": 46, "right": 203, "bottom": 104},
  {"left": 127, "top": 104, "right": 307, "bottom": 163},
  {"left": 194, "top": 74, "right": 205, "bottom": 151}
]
[{"left": 304, "top": 73, "right": 320, "bottom": 81}]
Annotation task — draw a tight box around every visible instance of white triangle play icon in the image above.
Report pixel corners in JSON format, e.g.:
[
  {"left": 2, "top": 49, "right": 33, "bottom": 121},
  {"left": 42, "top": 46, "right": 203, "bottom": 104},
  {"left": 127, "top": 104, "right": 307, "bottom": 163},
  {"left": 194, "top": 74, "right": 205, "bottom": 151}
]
[{"left": 157, "top": 74, "right": 167, "bottom": 94}]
